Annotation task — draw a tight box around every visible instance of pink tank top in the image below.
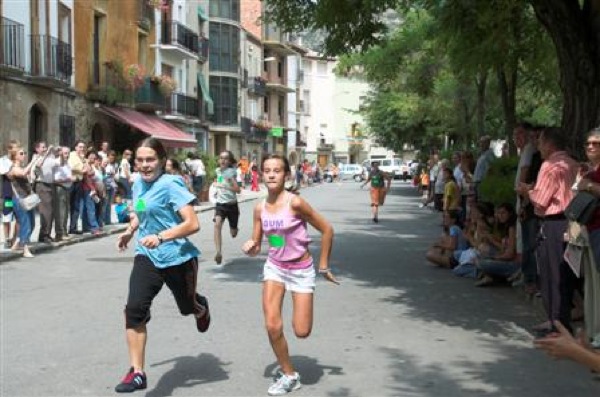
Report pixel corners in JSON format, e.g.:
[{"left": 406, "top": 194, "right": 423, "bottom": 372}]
[{"left": 261, "top": 193, "right": 311, "bottom": 266}]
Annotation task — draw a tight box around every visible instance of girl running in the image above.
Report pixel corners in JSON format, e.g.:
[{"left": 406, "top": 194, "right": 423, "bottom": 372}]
[
  {"left": 242, "top": 154, "right": 337, "bottom": 396},
  {"left": 361, "top": 161, "right": 391, "bottom": 223},
  {"left": 114, "top": 138, "right": 210, "bottom": 393},
  {"left": 213, "top": 150, "right": 241, "bottom": 264}
]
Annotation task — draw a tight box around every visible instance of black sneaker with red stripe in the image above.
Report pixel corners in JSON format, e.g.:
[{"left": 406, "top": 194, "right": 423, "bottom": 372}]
[{"left": 115, "top": 367, "right": 147, "bottom": 393}]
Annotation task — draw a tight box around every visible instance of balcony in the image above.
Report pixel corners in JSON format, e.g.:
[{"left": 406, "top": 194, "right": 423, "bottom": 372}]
[
  {"left": 263, "top": 24, "right": 297, "bottom": 56},
  {"left": 29, "top": 35, "right": 72, "bottom": 85},
  {"left": 135, "top": 77, "right": 166, "bottom": 111},
  {"left": 318, "top": 140, "right": 335, "bottom": 151},
  {"left": 138, "top": 0, "right": 154, "bottom": 31},
  {"left": 160, "top": 21, "right": 199, "bottom": 59},
  {"left": 198, "top": 35, "right": 209, "bottom": 62},
  {"left": 165, "top": 92, "right": 199, "bottom": 119},
  {"left": 0, "top": 17, "right": 25, "bottom": 73},
  {"left": 248, "top": 77, "right": 267, "bottom": 96},
  {"left": 241, "top": 117, "right": 269, "bottom": 143},
  {"left": 296, "top": 131, "right": 307, "bottom": 148}
]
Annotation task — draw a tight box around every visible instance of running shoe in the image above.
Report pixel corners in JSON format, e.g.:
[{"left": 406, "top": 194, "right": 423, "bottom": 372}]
[
  {"left": 195, "top": 295, "right": 211, "bottom": 333},
  {"left": 268, "top": 372, "right": 301, "bottom": 396},
  {"left": 215, "top": 253, "right": 223, "bottom": 265},
  {"left": 115, "top": 367, "right": 147, "bottom": 393}
]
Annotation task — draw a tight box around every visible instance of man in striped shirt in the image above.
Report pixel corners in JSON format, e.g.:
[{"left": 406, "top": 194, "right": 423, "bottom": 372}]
[{"left": 517, "top": 126, "right": 578, "bottom": 335}]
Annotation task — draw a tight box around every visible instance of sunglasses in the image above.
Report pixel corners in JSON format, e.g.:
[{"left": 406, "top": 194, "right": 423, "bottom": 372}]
[{"left": 585, "top": 141, "right": 600, "bottom": 148}]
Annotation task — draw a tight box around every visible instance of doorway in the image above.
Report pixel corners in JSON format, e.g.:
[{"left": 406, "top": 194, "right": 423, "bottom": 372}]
[{"left": 28, "top": 103, "right": 45, "bottom": 159}]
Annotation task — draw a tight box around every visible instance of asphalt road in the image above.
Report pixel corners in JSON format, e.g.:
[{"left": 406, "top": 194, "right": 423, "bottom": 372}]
[{"left": 1, "top": 181, "right": 598, "bottom": 396}]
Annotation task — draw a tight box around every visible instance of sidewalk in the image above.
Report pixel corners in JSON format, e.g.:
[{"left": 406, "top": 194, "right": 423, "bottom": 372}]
[{"left": 0, "top": 187, "right": 267, "bottom": 263}]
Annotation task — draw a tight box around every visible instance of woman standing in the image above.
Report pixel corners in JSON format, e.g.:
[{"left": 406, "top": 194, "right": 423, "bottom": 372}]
[
  {"left": 212, "top": 150, "right": 241, "bottom": 264},
  {"left": 118, "top": 149, "right": 133, "bottom": 201},
  {"left": 575, "top": 128, "right": 600, "bottom": 348},
  {"left": 114, "top": 138, "right": 209, "bottom": 393},
  {"left": 242, "top": 154, "right": 336, "bottom": 396},
  {"left": 6, "top": 144, "right": 37, "bottom": 257}
]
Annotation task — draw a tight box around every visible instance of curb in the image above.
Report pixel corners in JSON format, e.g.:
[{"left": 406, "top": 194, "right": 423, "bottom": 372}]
[{"left": 0, "top": 193, "right": 266, "bottom": 264}]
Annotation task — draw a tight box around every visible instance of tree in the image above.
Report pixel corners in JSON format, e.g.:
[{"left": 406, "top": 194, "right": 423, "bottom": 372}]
[{"left": 265, "top": 0, "right": 593, "bottom": 155}]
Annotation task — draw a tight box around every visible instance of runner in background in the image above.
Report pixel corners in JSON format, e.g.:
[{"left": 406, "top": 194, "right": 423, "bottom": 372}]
[
  {"left": 213, "top": 150, "right": 241, "bottom": 265},
  {"left": 361, "top": 161, "right": 392, "bottom": 223}
]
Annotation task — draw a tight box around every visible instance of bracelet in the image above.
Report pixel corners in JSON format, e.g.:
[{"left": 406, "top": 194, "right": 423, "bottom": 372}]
[{"left": 318, "top": 268, "right": 331, "bottom": 274}]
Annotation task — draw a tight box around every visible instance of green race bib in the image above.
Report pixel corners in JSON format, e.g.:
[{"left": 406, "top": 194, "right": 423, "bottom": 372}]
[
  {"left": 135, "top": 198, "right": 147, "bottom": 212},
  {"left": 268, "top": 234, "right": 285, "bottom": 248},
  {"left": 4, "top": 199, "right": 13, "bottom": 208},
  {"left": 217, "top": 175, "right": 224, "bottom": 183}
]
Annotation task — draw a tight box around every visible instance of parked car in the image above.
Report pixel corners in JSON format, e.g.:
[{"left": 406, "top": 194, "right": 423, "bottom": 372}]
[
  {"left": 378, "top": 158, "right": 410, "bottom": 180},
  {"left": 324, "top": 164, "right": 366, "bottom": 183}
]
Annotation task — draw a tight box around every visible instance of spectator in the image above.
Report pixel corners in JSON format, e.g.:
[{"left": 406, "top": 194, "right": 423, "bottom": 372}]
[
  {"left": 81, "top": 151, "right": 102, "bottom": 235},
  {"left": 442, "top": 167, "right": 461, "bottom": 212},
  {"left": 475, "top": 203, "right": 519, "bottom": 286},
  {"left": 103, "top": 150, "right": 118, "bottom": 226},
  {"left": 425, "top": 210, "right": 467, "bottom": 268},
  {"left": 534, "top": 321, "right": 600, "bottom": 373},
  {"left": 1, "top": 140, "right": 19, "bottom": 248},
  {"left": 573, "top": 127, "right": 600, "bottom": 347},
  {"left": 166, "top": 158, "right": 193, "bottom": 192},
  {"left": 53, "top": 147, "right": 73, "bottom": 241},
  {"left": 118, "top": 149, "right": 133, "bottom": 201},
  {"left": 68, "top": 140, "right": 87, "bottom": 235},
  {"left": 6, "top": 144, "right": 37, "bottom": 257},
  {"left": 98, "top": 141, "right": 110, "bottom": 161},
  {"left": 433, "top": 159, "right": 450, "bottom": 211},
  {"left": 473, "top": 135, "right": 496, "bottom": 200},
  {"left": 185, "top": 152, "right": 206, "bottom": 196},
  {"left": 517, "top": 126, "right": 578, "bottom": 335},
  {"left": 33, "top": 142, "right": 59, "bottom": 243}
]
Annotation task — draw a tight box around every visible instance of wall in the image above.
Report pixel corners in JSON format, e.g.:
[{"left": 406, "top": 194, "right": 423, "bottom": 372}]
[{"left": 240, "top": 0, "right": 261, "bottom": 39}]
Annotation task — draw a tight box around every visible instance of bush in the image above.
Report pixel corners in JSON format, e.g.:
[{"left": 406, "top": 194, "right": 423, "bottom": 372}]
[{"left": 478, "top": 156, "right": 518, "bottom": 207}]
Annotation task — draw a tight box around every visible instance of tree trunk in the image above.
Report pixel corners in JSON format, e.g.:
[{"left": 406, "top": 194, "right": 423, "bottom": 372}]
[
  {"left": 530, "top": 0, "right": 600, "bottom": 158},
  {"left": 496, "top": 65, "right": 517, "bottom": 140},
  {"left": 475, "top": 69, "right": 488, "bottom": 140}
]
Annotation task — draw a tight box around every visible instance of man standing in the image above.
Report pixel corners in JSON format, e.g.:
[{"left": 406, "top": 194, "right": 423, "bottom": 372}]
[
  {"left": 98, "top": 141, "right": 109, "bottom": 161},
  {"left": 32, "top": 141, "right": 58, "bottom": 243},
  {"left": 68, "top": 140, "right": 87, "bottom": 234},
  {"left": 53, "top": 147, "right": 73, "bottom": 241},
  {"left": 517, "top": 127, "right": 578, "bottom": 334},
  {"left": 473, "top": 136, "right": 496, "bottom": 200}
]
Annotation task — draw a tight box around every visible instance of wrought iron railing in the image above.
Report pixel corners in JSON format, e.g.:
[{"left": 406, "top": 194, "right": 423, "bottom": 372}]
[
  {"left": 198, "top": 35, "right": 209, "bottom": 61},
  {"left": 0, "top": 17, "right": 25, "bottom": 70},
  {"left": 166, "top": 92, "right": 199, "bottom": 118},
  {"left": 248, "top": 77, "right": 267, "bottom": 96},
  {"left": 161, "top": 21, "right": 199, "bottom": 55},
  {"left": 138, "top": 0, "right": 154, "bottom": 31},
  {"left": 29, "top": 34, "right": 72, "bottom": 82}
]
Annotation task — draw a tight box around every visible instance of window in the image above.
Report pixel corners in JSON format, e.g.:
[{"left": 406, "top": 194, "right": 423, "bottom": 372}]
[
  {"left": 278, "top": 95, "right": 284, "bottom": 120},
  {"left": 162, "top": 63, "right": 174, "bottom": 77},
  {"left": 277, "top": 60, "right": 282, "bottom": 78},
  {"left": 264, "top": 96, "right": 269, "bottom": 113},
  {"left": 302, "top": 60, "right": 311, "bottom": 73},
  {"left": 209, "top": 76, "right": 238, "bottom": 125},
  {"left": 209, "top": 22, "right": 240, "bottom": 73},
  {"left": 317, "top": 61, "right": 327, "bottom": 75},
  {"left": 209, "top": 0, "right": 239, "bottom": 21},
  {"left": 138, "top": 34, "right": 147, "bottom": 70},
  {"left": 59, "top": 115, "right": 75, "bottom": 148}
]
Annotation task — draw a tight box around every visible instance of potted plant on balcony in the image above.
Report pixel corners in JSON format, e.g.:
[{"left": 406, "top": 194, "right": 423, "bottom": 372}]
[
  {"left": 125, "top": 63, "right": 146, "bottom": 90},
  {"left": 151, "top": 75, "right": 177, "bottom": 97}
]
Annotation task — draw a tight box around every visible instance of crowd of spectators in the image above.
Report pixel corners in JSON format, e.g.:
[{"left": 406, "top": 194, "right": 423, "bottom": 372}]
[
  {"left": 420, "top": 124, "right": 600, "bottom": 373},
  {"left": 0, "top": 140, "right": 211, "bottom": 258}
]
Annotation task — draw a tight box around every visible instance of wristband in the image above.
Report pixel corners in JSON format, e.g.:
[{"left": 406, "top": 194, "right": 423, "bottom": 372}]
[{"left": 318, "top": 268, "right": 331, "bottom": 274}]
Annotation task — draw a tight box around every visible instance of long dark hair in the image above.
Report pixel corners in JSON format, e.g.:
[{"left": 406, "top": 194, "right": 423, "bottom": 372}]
[
  {"left": 220, "top": 150, "right": 237, "bottom": 168},
  {"left": 495, "top": 202, "right": 517, "bottom": 237},
  {"left": 137, "top": 138, "right": 167, "bottom": 170}
]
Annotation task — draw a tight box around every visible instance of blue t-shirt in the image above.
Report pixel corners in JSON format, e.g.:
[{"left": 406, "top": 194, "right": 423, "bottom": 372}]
[
  {"left": 449, "top": 225, "right": 468, "bottom": 251},
  {"left": 132, "top": 174, "right": 200, "bottom": 268}
]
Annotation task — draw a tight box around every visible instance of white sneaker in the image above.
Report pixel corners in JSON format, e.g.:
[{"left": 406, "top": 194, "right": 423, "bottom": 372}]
[{"left": 268, "top": 372, "right": 301, "bottom": 396}]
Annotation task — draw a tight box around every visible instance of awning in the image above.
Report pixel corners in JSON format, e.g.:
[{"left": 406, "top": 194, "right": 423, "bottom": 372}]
[
  {"left": 99, "top": 106, "right": 197, "bottom": 148},
  {"left": 197, "top": 5, "right": 208, "bottom": 21},
  {"left": 197, "top": 73, "right": 214, "bottom": 115}
]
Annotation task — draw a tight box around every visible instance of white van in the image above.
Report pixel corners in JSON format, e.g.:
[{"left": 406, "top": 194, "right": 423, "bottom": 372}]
[{"left": 378, "top": 158, "right": 409, "bottom": 180}]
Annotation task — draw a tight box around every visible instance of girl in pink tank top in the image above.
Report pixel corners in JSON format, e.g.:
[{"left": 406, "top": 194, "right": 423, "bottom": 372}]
[{"left": 242, "top": 154, "right": 337, "bottom": 395}]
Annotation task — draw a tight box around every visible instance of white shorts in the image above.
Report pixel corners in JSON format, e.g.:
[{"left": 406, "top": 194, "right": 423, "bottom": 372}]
[
  {"left": 263, "top": 259, "right": 316, "bottom": 293},
  {"left": 1, "top": 212, "right": 14, "bottom": 223}
]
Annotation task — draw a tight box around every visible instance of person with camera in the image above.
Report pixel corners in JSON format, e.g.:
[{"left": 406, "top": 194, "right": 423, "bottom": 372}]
[
  {"left": 6, "top": 144, "right": 39, "bottom": 257},
  {"left": 32, "top": 142, "right": 60, "bottom": 243}
]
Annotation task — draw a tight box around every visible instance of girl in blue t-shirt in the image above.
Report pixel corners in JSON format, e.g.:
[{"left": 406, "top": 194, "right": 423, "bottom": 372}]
[
  {"left": 425, "top": 210, "right": 466, "bottom": 268},
  {"left": 113, "top": 138, "right": 210, "bottom": 393}
]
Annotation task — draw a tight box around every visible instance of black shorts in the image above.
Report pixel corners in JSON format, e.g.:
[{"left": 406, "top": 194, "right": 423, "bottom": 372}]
[{"left": 214, "top": 202, "right": 240, "bottom": 229}]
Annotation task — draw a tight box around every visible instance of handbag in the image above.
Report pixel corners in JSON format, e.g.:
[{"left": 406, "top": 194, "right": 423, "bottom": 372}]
[
  {"left": 19, "top": 193, "right": 41, "bottom": 211},
  {"left": 565, "top": 191, "right": 598, "bottom": 224}
]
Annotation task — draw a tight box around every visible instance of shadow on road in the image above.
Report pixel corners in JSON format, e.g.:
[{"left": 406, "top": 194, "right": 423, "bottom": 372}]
[
  {"left": 263, "top": 354, "right": 344, "bottom": 386},
  {"left": 145, "top": 353, "right": 230, "bottom": 397}
]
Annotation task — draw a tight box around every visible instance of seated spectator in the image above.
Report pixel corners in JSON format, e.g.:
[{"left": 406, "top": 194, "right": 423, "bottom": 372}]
[
  {"left": 475, "top": 203, "right": 519, "bottom": 287},
  {"left": 452, "top": 202, "right": 495, "bottom": 278},
  {"left": 425, "top": 210, "right": 467, "bottom": 268}
]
